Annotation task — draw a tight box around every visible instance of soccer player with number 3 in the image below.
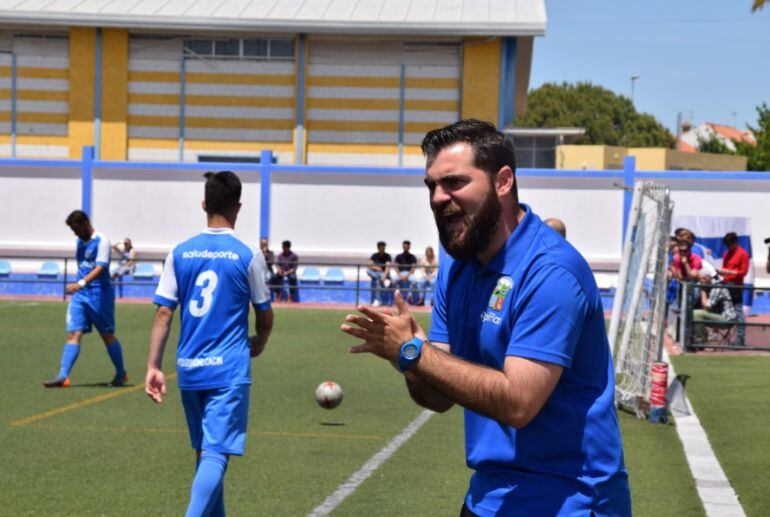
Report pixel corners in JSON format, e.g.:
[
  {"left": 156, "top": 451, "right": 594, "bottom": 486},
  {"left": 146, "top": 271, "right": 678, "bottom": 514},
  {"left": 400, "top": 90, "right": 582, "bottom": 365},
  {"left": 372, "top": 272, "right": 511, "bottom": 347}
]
[{"left": 145, "top": 171, "right": 273, "bottom": 517}]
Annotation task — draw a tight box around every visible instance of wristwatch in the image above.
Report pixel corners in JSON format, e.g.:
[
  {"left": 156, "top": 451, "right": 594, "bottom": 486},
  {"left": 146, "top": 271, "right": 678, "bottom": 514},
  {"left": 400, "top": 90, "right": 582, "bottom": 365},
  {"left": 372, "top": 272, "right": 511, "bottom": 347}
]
[{"left": 399, "top": 337, "right": 425, "bottom": 372}]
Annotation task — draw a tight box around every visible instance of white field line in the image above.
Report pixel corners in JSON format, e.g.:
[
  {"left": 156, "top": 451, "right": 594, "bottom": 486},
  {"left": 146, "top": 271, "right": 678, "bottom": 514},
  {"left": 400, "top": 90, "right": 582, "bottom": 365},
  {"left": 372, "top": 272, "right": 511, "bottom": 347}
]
[
  {"left": 665, "top": 350, "right": 746, "bottom": 517},
  {"left": 307, "top": 409, "right": 434, "bottom": 517}
]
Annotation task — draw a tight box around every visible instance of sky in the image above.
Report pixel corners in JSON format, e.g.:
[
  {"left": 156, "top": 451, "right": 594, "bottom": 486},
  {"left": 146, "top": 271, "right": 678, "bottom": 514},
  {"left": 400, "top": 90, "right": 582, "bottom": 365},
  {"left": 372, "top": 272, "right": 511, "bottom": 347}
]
[{"left": 529, "top": 0, "right": 770, "bottom": 133}]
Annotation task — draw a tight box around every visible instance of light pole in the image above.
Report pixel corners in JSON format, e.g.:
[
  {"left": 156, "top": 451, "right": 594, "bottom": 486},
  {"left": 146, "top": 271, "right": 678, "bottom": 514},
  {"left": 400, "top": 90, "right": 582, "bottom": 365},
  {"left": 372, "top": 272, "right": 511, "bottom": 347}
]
[{"left": 630, "top": 75, "right": 640, "bottom": 104}]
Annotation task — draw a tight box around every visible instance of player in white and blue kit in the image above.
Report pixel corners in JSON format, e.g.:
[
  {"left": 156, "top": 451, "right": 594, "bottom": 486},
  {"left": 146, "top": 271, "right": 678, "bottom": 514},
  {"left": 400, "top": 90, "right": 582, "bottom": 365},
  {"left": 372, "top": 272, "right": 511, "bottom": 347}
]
[
  {"left": 145, "top": 171, "right": 273, "bottom": 517},
  {"left": 44, "top": 210, "right": 127, "bottom": 388}
]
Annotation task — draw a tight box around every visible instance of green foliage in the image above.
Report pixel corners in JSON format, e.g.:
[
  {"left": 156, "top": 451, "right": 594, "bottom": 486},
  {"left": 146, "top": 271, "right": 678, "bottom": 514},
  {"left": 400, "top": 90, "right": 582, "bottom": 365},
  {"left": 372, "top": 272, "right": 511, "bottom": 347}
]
[
  {"left": 734, "top": 102, "right": 770, "bottom": 171},
  {"left": 697, "top": 133, "right": 734, "bottom": 154},
  {"left": 517, "top": 82, "right": 675, "bottom": 148}
]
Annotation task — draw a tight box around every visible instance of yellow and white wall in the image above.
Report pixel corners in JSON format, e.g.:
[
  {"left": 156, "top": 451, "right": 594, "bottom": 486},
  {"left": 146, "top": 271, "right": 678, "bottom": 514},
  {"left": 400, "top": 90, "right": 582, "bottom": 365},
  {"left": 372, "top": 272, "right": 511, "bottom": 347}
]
[{"left": 0, "top": 28, "right": 523, "bottom": 165}]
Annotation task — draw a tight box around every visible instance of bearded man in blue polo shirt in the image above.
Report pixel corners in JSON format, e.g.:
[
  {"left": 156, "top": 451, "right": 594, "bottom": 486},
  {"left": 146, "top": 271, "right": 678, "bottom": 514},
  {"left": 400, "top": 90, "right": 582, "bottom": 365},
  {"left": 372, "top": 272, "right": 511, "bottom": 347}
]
[{"left": 341, "top": 120, "right": 630, "bottom": 516}]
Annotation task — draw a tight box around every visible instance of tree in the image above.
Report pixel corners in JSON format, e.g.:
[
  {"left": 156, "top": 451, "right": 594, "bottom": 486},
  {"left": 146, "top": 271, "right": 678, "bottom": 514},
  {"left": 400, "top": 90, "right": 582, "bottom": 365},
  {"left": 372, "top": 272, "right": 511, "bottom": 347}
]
[
  {"left": 517, "top": 82, "right": 675, "bottom": 148},
  {"left": 734, "top": 103, "right": 770, "bottom": 171},
  {"left": 752, "top": 0, "right": 767, "bottom": 12},
  {"left": 697, "top": 133, "right": 733, "bottom": 154}
]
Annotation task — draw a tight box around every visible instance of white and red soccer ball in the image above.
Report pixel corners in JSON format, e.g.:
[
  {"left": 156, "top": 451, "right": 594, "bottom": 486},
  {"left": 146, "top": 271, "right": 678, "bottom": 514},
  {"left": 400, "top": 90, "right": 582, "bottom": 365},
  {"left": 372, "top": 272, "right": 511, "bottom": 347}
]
[{"left": 315, "top": 381, "right": 343, "bottom": 409}]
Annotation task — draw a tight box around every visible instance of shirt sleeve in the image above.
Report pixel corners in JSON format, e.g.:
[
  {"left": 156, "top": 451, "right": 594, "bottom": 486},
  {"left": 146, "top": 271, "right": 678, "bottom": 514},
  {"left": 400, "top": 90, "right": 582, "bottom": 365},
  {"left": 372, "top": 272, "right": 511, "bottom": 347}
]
[
  {"left": 248, "top": 249, "right": 271, "bottom": 311},
  {"left": 506, "top": 266, "right": 588, "bottom": 368},
  {"left": 427, "top": 260, "right": 450, "bottom": 344},
  {"left": 95, "top": 236, "right": 111, "bottom": 267},
  {"left": 737, "top": 251, "right": 750, "bottom": 277},
  {"left": 153, "top": 251, "right": 178, "bottom": 309}
]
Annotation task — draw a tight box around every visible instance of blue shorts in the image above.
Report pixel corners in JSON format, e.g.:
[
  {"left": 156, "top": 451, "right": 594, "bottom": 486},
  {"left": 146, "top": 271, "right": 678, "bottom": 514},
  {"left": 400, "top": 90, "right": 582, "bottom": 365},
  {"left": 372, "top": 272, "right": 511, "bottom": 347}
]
[
  {"left": 66, "top": 294, "right": 115, "bottom": 334},
  {"left": 181, "top": 384, "right": 250, "bottom": 456}
]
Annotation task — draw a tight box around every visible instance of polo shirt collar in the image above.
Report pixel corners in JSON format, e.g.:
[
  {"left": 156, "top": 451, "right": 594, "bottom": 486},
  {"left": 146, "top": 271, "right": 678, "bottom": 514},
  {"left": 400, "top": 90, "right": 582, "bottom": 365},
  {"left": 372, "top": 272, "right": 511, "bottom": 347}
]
[
  {"left": 482, "top": 203, "right": 540, "bottom": 275},
  {"left": 203, "top": 227, "right": 235, "bottom": 235}
]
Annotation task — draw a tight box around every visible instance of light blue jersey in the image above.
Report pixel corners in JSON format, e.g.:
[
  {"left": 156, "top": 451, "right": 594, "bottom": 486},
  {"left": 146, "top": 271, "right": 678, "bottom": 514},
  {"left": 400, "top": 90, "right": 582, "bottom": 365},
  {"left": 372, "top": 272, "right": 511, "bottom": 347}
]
[
  {"left": 153, "top": 228, "right": 271, "bottom": 390},
  {"left": 67, "top": 231, "right": 115, "bottom": 334}
]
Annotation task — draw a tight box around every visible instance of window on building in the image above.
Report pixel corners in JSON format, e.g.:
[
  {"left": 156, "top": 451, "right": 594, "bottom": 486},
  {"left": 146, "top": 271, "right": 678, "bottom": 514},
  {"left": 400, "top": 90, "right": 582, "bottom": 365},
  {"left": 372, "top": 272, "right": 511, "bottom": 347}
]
[
  {"left": 512, "top": 135, "right": 558, "bottom": 169},
  {"left": 184, "top": 37, "right": 294, "bottom": 61}
]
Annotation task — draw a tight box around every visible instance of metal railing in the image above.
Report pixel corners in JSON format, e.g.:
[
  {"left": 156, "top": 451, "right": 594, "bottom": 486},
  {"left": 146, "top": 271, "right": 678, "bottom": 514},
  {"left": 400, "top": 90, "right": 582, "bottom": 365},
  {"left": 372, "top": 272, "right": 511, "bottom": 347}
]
[
  {"left": 0, "top": 256, "right": 437, "bottom": 306},
  {"left": 676, "top": 281, "right": 770, "bottom": 351}
]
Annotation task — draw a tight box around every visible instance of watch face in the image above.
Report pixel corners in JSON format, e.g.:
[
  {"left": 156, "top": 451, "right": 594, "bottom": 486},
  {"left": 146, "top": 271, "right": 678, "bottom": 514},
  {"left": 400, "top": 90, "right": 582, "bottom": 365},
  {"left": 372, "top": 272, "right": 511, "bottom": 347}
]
[{"left": 403, "top": 343, "right": 419, "bottom": 360}]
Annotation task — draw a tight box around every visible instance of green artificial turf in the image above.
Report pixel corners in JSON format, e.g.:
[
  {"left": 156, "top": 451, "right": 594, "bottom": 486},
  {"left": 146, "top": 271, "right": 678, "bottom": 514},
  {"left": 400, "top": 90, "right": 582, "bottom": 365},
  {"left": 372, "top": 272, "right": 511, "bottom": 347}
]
[
  {"left": 671, "top": 355, "right": 770, "bottom": 517},
  {"left": 0, "top": 301, "right": 704, "bottom": 515}
]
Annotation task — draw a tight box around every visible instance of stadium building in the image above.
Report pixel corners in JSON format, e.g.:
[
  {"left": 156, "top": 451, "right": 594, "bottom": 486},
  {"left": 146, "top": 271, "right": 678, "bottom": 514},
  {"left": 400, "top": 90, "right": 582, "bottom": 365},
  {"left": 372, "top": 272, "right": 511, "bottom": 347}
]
[{"left": 0, "top": 0, "right": 546, "bottom": 165}]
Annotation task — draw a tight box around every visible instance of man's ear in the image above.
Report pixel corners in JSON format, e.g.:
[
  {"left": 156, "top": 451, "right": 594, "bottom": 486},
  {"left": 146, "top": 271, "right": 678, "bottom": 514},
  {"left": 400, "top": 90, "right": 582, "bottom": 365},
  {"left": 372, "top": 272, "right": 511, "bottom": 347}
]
[
  {"left": 496, "top": 166, "right": 515, "bottom": 196},
  {"left": 201, "top": 200, "right": 207, "bottom": 212}
]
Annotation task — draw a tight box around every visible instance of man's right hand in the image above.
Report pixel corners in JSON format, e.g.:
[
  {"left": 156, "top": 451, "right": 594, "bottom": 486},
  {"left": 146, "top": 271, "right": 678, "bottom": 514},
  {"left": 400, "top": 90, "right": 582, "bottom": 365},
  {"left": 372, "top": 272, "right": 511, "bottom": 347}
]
[{"left": 145, "top": 367, "right": 166, "bottom": 404}]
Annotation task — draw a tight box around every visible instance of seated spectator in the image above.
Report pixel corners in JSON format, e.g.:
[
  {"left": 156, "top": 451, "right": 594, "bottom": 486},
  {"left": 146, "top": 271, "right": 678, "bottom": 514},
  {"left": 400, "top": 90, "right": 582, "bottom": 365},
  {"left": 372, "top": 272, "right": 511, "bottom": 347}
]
[
  {"left": 395, "top": 240, "right": 417, "bottom": 303},
  {"left": 670, "top": 239, "right": 702, "bottom": 282},
  {"left": 544, "top": 218, "right": 567, "bottom": 239},
  {"left": 718, "top": 232, "right": 750, "bottom": 306},
  {"left": 367, "top": 241, "right": 392, "bottom": 307},
  {"left": 260, "top": 237, "right": 275, "bottom": 282},
  {"left": 111, "top": 238, "right": 136, "bottom": 280},
  {"left": 270, "top": 240, "right": 299, "bottom": 302},
  {"left": 418, "top": 246, "right": 438, "bottom": 306},
  {"left": 692, "top": 265, "right": 743, "bottom": 346}
]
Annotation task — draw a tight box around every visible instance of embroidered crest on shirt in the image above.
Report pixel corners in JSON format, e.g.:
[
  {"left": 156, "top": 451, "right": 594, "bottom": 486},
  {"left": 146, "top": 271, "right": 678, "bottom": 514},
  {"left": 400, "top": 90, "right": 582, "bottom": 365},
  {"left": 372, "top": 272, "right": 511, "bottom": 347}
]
[{"left": 488, "top": 276, "right": 513, "bottom": 311}]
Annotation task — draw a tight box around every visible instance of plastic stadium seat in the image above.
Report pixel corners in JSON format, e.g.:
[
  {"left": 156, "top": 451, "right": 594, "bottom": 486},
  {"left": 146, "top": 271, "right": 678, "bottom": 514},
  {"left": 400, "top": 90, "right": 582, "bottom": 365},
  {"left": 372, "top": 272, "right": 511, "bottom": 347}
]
[
  {"left": 300, "top": 267, "right": 321, "bottom": 283},
  {"left": 38, "top": 261, "right": 59, "bottom": 277},
  {"left": 323, "top": 267, "right": 345, "bottom": 284},
  {"left": 0, "top": 260, "right": 10, "bottom": 276},
  {"left": 132, "top": 262, "right": 156, "bottom": 279}
]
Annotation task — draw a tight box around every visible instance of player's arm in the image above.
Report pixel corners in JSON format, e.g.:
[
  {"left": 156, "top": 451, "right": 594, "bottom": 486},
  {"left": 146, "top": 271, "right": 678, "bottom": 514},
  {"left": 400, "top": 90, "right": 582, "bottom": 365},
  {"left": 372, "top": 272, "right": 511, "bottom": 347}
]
[
  {"left": 146, "top": 305, "right": 174, "bottom": 403},
  {"left": 145, "top": 251, "right": 178, "bottom": 403},
  {"left": 248, "top": 249, "right": 274, "bottom": 357},
  {"left": 66, "top": 265, "right": 106, "bottom": 294}
]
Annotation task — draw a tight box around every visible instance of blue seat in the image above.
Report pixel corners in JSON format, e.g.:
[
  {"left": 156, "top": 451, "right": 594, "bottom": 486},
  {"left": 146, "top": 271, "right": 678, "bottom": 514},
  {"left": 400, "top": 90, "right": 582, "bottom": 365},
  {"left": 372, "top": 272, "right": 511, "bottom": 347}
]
[
  {"left": 0, "top": 260, "right": 10, "bottom": 276},
  {"left": 300, "top": 267, "right": 321, "bottom": 284},
  {"left": 38, "top": 261, "right": 59, "bottom": 278},
  {"left": 323, "top": 267, "right": 345, "bottom": 285},
  {"left": 133, "top": 262, "right": 156, "bottom": 279}
]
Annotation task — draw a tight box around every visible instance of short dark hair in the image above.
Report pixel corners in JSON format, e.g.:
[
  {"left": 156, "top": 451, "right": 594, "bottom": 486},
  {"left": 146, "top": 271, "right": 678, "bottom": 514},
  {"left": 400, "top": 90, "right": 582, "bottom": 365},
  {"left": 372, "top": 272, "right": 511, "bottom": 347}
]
[
  {"left": 66, "top": 210, "right": 89, "bottom": 226},
  {"left": 421, "top": 119, "right": 517, "bottom": 180},
  {"left": 203, "top": 171, "right": 241, "bottom": 216},
  {"left": 723, "top": 232, "right": 738, "bottom": 246},
  {"left": 282, "top": 240, "right": 291, "bottom": 247},
  {"left": 377, "top": 241, "right": 386, "bottom": 247},
  {"left": 403, "top": 240, "right": 411, "bottom": 246}
]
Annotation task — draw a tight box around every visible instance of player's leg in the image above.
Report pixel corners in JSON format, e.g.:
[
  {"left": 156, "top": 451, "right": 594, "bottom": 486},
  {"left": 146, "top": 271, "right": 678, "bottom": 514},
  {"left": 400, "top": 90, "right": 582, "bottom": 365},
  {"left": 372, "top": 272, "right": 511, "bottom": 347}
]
[
  {"left": 90, "top": 294, "right": 127, "bottom": 385},
  {"left": 186, "top": 384, "right": 249, "bottom": 517},
  {"left": 44, "top": 300, "right": 89, "bottom": 387}
]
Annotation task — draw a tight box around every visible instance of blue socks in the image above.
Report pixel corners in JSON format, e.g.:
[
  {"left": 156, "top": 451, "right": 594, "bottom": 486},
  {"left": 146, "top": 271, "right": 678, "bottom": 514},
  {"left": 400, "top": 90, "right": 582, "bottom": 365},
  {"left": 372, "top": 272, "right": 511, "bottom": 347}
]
[
  {"left": 58, "top": 344, "right": 80, "bottom": 378},
  {"left": 186, "top": 452, "right": 228, "bottom": 517},
  {"left": 105, "top": 340, "right": 126, "bottom": 377}
]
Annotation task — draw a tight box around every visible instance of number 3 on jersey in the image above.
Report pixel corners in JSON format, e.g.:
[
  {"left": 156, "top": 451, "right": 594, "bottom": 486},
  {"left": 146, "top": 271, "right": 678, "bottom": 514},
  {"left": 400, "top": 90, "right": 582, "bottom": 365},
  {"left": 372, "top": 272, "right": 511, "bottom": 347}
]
[{"left": 189, "top": 270, "right": 218, "bottom": 317}]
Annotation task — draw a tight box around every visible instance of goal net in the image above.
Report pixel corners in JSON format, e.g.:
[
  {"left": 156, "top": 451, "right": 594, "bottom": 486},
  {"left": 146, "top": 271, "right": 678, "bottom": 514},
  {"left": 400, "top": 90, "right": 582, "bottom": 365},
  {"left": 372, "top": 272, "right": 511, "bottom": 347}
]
[{"left": 608, "top": 181, "right": 673, "bottom": 418}]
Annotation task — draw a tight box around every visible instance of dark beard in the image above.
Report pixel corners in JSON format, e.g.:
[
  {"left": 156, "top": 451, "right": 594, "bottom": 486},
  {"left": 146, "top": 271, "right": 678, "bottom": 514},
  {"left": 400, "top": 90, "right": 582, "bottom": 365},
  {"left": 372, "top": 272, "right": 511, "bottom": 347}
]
[{"left": 433, "top": 188, "right": 502, "bottom": 260}]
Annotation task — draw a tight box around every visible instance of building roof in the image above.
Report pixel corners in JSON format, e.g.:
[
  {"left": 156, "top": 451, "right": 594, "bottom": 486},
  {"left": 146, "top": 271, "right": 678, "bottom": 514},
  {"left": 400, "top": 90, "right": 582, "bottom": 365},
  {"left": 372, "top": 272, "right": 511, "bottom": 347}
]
[
  {"left": 706, "top": 122, "right": 756, "bottom": 145},
  {"left": 0, "top": 0, "right": 547, "bottom": 36}
]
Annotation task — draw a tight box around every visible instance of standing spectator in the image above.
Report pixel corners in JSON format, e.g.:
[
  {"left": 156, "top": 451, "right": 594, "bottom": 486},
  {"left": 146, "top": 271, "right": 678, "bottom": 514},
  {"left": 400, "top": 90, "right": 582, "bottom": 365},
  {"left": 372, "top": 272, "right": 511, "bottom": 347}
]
[
  {"left": 417, "top": 246, "right": 438, "bottom": 306},
  {"left": 675, "top": 228, "right": 714, "bottom": 265},
  {"left": 670, "top": 239, "right": 702, "bottom": 282},
  {"left": 718, "top": 232, "right": 750, "bottom": 306},
  {"left": 367, "top": 241, "right": 392, "bottom": 307},
  {"left": 112, "top": 238, "right": 136, "bottom": 280},
  {"left": 259, "top": 237, "right": 275, "bottom": 275},
  {"left": 271, "top": 240, "right": 299, "bottom": 302},
  {"left": 395, "top": 240, "right": 417, "bottom": 303}
]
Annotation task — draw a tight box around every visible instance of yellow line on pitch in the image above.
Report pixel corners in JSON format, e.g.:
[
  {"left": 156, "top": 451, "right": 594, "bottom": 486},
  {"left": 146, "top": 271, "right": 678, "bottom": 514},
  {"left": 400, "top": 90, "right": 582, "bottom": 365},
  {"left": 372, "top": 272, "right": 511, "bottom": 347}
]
[
  {"left": 10, "top": 374, "right": 178, "bottom": 427},
  {"left": 22, "top": 423, "right": 384, "bottom": 441}
]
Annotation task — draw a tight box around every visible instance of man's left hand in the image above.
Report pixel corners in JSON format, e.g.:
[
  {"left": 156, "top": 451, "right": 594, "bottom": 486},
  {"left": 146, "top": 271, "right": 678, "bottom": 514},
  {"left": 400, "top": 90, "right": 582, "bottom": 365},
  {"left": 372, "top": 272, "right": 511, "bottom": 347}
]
[
  {"left": 341, "top": 290, "right": 422, "bottom": 362},
  {"left": 65, "top": 282, "right": 81, "bottom": 294}
]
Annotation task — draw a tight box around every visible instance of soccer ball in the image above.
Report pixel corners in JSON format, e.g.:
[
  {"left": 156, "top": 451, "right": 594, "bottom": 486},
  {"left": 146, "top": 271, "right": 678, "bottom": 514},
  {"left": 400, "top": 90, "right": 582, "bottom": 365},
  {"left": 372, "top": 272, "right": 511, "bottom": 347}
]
[{"left": 315, "top": 381, "right": 343, "bottom": 409}]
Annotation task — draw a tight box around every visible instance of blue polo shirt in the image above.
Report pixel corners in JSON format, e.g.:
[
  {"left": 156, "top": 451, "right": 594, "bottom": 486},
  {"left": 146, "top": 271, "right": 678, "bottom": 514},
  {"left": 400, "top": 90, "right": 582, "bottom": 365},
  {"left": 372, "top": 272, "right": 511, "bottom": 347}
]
[{"left": 429, "top": 205, "right": 630, "bottom": 517}]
